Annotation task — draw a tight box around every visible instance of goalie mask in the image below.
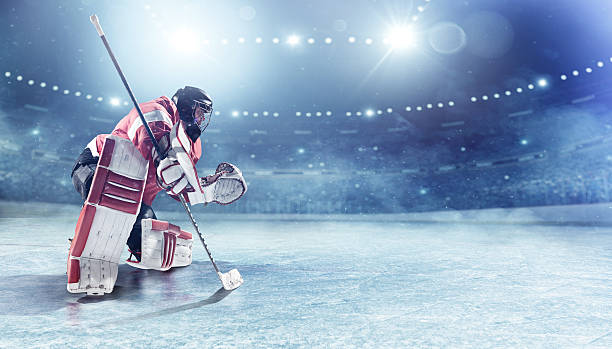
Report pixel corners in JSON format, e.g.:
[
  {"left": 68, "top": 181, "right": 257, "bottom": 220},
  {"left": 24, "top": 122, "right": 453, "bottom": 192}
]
[{"left": 172, "top": 86, "right": 213, "bottom": 142}]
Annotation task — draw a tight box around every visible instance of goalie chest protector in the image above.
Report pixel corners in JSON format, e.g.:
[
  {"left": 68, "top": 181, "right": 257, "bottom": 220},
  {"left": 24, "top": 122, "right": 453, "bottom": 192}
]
[{"left": 67, "top": 135, "right": 149, "bottom": 295}]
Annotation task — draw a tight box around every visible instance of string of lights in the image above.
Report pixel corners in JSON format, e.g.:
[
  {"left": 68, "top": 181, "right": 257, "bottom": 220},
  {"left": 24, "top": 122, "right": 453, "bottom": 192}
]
[{"left": 3, "top": 54, "right": 607, "bottom": 119}]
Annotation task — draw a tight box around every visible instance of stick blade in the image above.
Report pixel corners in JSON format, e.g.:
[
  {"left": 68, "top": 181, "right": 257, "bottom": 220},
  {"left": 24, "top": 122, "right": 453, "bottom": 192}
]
[{"left": 219, "top": 269, "right": 243, "bottom": 290}]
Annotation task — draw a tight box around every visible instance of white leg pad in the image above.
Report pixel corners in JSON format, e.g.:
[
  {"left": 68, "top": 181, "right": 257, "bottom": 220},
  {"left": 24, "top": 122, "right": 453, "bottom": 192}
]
[
  {"left": 67, "top": 135, "right": 148, "bottom": 295},
  {"left": 126, "top": 219, "right": 193, "bottom": 271}
]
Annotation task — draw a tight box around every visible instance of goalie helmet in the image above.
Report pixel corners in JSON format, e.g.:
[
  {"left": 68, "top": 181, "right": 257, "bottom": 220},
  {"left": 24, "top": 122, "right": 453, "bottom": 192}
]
[{"left": 172, "top": 86, "right": 213, "bottom": 141}]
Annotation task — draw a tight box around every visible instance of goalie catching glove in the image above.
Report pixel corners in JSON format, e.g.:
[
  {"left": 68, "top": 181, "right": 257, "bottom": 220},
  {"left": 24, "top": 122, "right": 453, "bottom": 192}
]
[{"left": 200, "top": 162, "right": 247, "bottom": 205}]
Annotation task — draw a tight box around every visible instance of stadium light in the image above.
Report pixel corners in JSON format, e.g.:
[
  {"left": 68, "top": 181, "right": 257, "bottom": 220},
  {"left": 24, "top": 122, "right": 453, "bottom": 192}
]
[
  {"left": 110, "top": 97, "right": 120, "bottom": 106},
  {"left": 172, "top": 29, "right": 200, "bottom": 53},
  {"left": 537, "top": 79, "right": 548, "bottom": 87},
  {"left": 385, "top": 25, "right": 415, "bottom": 50},
  {"left": 255, "top": 37, "right": 262, "bottom": 44},
  {"left": 231, "top": 111, "right": 239, "bottom": 117},
  {"left": 287, "top": 35, "right": 301, "bottom": 46},
  {"left": 365, "top": 109, "right": 375, "bottom": 117}
]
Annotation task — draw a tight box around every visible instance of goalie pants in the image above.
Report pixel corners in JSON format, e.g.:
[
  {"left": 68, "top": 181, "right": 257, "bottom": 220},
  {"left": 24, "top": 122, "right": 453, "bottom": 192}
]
[{"left": 71, "top": 147, "right": 154, "bottom": 261}]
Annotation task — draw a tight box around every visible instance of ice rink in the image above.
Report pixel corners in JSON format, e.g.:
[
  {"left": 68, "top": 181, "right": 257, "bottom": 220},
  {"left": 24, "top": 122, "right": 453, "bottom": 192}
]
[{"left": 1, "top": 201, "right": 611, "bottom": 348}]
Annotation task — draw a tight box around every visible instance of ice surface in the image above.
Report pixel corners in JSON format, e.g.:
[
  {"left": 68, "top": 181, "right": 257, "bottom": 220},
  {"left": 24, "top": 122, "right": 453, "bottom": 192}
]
[{"left": 0, "top": 201, "right": 611, "bottom": 348}]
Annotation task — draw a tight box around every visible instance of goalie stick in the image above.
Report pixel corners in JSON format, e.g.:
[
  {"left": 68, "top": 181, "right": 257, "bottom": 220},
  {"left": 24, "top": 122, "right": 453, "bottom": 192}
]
[{"left": 89, "top": 14, "right": 243, "bottom": 291}]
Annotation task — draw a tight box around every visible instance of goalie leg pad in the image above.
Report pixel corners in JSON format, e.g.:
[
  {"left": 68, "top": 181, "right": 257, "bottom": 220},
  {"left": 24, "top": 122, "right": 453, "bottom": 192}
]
[
  {"left": 67, "top": 136, "right": 148, "bottom": 295},
  {"left": 125, "top": 219, "right": 193, "bottom": 271}
]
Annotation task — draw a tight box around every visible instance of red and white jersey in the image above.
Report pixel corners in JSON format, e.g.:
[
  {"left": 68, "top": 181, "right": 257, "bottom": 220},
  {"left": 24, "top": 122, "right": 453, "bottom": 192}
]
[{"left": 86, "top": 96, "right": 202, "bottom": 205}]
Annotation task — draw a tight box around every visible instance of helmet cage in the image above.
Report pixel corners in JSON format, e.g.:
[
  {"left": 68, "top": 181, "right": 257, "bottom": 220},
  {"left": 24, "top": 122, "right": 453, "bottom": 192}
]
[{"left": 192, "top": 99, "right": 213, "bottom": 132}]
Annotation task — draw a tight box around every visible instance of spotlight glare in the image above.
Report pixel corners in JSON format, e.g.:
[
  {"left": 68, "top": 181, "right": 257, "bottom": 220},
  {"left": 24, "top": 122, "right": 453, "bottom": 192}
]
[
  {"left": 426, "top": 104, "right": 432, "bottom": 109},
  {"left": 307, "top": 38, "right": 315, "bottom": 44},
  {"left": 221, "top": 39, "right": 228, "bottom": 45},
  {"left": 597, "top": 61, "right": 604, "bottom": 68},
  {"left": 405, "top": 106, "right": 412, "bottom": 111},
  {"left": 516, "top": 88, "right": 523, "bottom": 93},
  {"left": 16, "top": 75, "right": 23, "bottom": 81},
  {"left": 172, "top": 29, "right": 200, "bottom": 53},
  {"left": 572, "top": 70, "right": 579, "bottom": 76},
  {"left": 586, "top": 67, "right": 593, "bottom": 73},
  {"left": 356, "top": 111, "right": 362, "bottom": 116},
  {"left": 28, "top": 79, "right": 34, "bottom": 85},
  {"left": 316, "top": 111, "right": 322, "bottom": 116},
  {"left": 243, "top": 111, "right": 249, "bottom": 116},
  {"left": 494, "top": 93, "right": 500, "bottom": 99},
  {"left": 4, "top": 72, "right": 10, "bottom": 77},
  {"left": 377, "top": 110, "right": 383, "bottom": 115},
  {"left": 325, "top": 37, "right": 332, "bottom": 44},
  {"left": 273, "top": 112, "right": 279, "bottom": 117},
  {"left": 326, "top": 111, "right": 332, "bottom": 116},
  {"left": 75, "top": 91, "right": 81, "bottom": 96},
  {"left": 97, "top": 97, "right": 103, "bottom": 102},
  {"left": 52, "top": 85, "right": 59, "bottom": 91},
  {"left": 255, "top": 37, "right": 262, "bottom": 44},
  {"left": 348, "top": 36, "right": 356, "bottom": 43},
  {"left": 365, "top": 109, "right": 375, "bottom": 117},
  {"left": 287, "top": 34, "right": 301, "bottom": 46},
  {"left": 346, "top": 112, "right": 351, "bottom": 116},
  {"left": 505, "top": 90, "right": 512, "bottom": 96},
  {"left": 86, "top": 94, "right": 92, "bottom": 99},
  {"left": 437, "top": 102, "right": 444, "bottom": 108},
  {"left": 110, "top": 97, "right": 120, "bottom": 106},
  {"left": 537, "top": 79, "right": 548, "bottom": 87},
  {"left": 560, "top": 74, "right": 567, "bottom": 80},
  {"left": 528, "top": 84, "right": 535, "bottom": 90},
  {"left": 365, "top": 38, "right": 373, "bottom": 45},
  {"left": 481, "top": 95, "right": 488, "bottom": 101},
  {"left": 40, "top": 82, "right": 46, "bottom": 87},
  {"left": 471, "top": 97, "right": 477, "bottom": 102},
  {"left": 386, "top": 25, "right": 415, "bottom": 50},
  {"left": 448, "top": 101, "right": 455, "bottom": 107},
  {"left": 63, "top": 89, "right": 70, "bottom": 94},
  {"left": 263, "top": 111, "right": 269, "bottom": 116},
  {"left": 387, "top": 107, "right": 393, "bottom": 113},
  {"left": 296, "top": 112, "right": 302, "bottom": 116},
  {"left": 232, "top": 111, "right": 239, "bottom": 117},
  {"left": 272, "top": 37, "right": 280, "bottom": 44},
  {"left": 416, "top": 106, "right": 423, "bottom": 111},
  {"left": 238, "top": 37, "right": 245, "bottom": 44},
  {"left": 306, "top": 112, "right": 312, "bottom": 117}
]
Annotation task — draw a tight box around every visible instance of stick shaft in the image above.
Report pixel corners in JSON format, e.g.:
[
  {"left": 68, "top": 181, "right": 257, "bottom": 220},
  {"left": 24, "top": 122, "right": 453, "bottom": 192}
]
[
  {"left": 97, "top": 30, "right": 165, "bottom": 160},
  {"left": 178, "top": 195, "right": 221, "bottom": 274}
]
